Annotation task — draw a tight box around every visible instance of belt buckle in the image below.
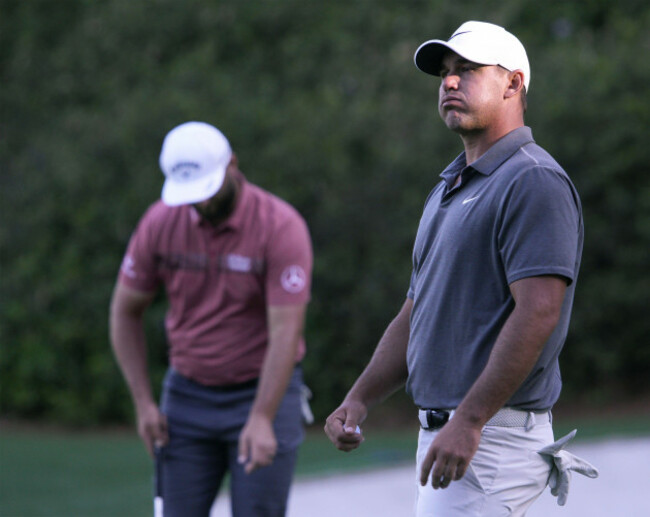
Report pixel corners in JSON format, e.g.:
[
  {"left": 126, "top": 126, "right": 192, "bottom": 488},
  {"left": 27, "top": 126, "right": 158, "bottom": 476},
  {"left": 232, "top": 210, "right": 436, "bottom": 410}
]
[{"left": 426, "top": 409, "right": 450, "bottom": 430}]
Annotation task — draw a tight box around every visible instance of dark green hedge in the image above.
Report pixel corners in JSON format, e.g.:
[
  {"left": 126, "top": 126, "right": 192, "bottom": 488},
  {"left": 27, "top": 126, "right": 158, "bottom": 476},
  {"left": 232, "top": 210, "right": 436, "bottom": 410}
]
[{"left": 2, "top": 0, "right": 649, "bottom": 425}]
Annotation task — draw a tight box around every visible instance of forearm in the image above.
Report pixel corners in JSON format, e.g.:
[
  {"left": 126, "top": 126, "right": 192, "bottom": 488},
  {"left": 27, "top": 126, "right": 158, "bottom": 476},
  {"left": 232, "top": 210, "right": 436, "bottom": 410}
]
[
  {"left": 109, "top": 308, "right": 155, "bottom": 411},
  {"left": 250, "top": 345, "right": 298, "bottom": 421},
  {"left": 324, "top": 299, "right": 412, "bottom": 450},
  {"left": 455, "top": 295, "right": 561, "bottom": 426},
  {"left": 345, "top": 298, "right": 412, "bottom": 410},
  {"left": 250, "top": 305, "right": 306, "bottom": 420}
]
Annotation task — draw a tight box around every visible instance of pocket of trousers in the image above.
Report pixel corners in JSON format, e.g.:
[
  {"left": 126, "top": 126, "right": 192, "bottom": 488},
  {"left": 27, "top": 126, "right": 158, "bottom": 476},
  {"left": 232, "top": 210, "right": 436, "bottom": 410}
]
[
  {"left": 471, "top": 425, "right": 553, "bottom": 495},
  {"left": 466, "top": 430, "right": 502, "bottom": 494}
]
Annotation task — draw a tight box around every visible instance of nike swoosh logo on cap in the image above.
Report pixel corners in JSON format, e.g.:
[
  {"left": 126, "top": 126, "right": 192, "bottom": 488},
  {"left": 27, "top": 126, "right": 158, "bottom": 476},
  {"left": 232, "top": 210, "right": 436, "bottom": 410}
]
[{"left": 449, "top": 31, "right": 471, "bottom": 41}]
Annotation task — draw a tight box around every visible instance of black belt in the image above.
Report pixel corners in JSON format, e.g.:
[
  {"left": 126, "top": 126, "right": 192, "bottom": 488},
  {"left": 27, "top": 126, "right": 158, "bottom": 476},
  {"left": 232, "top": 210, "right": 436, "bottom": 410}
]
[{"left": 422, "top": 409, "right": 450, "bottom": 429}]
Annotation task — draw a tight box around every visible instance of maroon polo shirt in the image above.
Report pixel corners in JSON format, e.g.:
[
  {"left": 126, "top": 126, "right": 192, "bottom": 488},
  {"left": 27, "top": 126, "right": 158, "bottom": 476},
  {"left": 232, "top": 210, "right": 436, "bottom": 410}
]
[{"left": 118, "top": 174, "right": 312, "bottom": 386}]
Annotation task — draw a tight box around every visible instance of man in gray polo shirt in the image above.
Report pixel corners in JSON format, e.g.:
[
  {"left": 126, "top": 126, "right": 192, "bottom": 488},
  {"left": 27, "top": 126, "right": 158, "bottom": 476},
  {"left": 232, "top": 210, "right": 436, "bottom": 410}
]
[{"left": 325, "top": 21, "right": 597, "bottom": 515}]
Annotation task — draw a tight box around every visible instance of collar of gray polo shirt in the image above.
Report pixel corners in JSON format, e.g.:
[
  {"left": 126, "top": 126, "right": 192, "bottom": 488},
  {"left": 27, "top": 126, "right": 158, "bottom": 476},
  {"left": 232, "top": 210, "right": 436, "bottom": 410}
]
[{"left": 440, "top": 126, "right": 536, "bottom": 186}]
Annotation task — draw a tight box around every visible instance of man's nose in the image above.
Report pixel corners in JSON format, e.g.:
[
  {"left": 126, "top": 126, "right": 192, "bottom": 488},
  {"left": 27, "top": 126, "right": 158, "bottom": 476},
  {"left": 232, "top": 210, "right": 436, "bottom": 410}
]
[{"left": 442, "top": 74, "right": 459, "bottom": 91}]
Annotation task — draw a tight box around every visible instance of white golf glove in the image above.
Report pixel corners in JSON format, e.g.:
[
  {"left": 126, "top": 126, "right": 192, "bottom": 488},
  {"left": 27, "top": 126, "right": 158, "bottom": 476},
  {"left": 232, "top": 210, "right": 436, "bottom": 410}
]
[
  {"left": 537, "top": 429, "right": 599, "bottom": 506},
  {"left": 300, "top": 384, "right": 315, "bottom": 425}
]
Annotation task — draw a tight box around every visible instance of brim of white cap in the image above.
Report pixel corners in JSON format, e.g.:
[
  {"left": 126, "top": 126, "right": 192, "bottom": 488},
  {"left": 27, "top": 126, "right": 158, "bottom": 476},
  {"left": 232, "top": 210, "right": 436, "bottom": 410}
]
[
  {"left": 161, "top": 167, "right": 226, "bottom": 206},
  {"left": 414, "top": 39, "right": 499, "bottom": 76}
]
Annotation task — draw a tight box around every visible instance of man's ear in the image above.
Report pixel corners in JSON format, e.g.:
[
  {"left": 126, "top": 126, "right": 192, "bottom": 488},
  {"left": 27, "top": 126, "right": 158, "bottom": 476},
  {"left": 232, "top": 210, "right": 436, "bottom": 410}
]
[
  {"left": 229, "top": 152, "right": 239, "bottom": 168},
  {"left": 504, "top": 70, "right": 525, "bottom": 99}
]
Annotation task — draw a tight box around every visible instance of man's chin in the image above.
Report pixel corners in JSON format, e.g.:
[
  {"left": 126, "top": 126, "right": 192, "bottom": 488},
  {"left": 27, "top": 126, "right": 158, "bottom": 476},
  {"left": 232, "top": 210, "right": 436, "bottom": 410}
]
[
  {"left": 444, "top": 118, "right": 466, "bottom": 133},
  {"left": 443, "top": 116, "right": 478, "bottom": 136}
]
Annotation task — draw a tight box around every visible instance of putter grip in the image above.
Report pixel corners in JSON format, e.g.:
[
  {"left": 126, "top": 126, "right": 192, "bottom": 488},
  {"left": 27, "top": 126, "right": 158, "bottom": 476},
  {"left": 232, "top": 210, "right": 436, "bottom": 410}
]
[{"left": 154, "top": 446, "right": 164, "bottom": 517}]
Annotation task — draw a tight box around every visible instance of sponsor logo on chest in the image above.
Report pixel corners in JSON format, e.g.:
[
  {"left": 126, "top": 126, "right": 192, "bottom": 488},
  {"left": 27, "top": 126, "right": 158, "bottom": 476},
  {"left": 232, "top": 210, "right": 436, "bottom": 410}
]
[{"left": 224, "top": 254, "right": 253, "bottom": 273}]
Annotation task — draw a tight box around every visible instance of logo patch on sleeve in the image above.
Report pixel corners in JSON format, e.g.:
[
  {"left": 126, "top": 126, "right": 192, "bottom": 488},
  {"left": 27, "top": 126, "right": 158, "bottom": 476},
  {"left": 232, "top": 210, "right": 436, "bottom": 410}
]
[
  {"left": 280, "top": 265, "right": 307, "bottom": 293},
  {"left": 121, "top": 255, "right": 137, "bottom": 278}
]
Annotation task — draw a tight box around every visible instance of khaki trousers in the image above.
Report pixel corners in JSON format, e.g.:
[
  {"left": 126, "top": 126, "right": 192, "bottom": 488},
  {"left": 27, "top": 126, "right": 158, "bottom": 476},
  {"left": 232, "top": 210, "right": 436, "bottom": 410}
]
[{"left": 415, "top": 415, "right": 553, "bottom": 516}]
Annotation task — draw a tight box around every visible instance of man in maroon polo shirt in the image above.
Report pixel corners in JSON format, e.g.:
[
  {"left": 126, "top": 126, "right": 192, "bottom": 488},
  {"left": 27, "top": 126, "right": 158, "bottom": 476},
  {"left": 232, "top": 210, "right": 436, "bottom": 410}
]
[{"left": 110, "top": 121, "right": 312, "bottom": 517}]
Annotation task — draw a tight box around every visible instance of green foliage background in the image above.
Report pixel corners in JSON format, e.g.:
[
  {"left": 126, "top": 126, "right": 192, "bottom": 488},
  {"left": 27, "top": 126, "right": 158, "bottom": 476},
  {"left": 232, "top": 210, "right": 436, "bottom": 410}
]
[{"left": 1, "top": 0, "right": 649, "bottom": 425}]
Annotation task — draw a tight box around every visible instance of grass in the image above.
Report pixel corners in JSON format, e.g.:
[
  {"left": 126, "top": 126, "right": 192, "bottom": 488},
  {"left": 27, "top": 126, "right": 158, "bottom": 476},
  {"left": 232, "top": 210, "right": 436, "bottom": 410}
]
[
  {"left": 1, "top": 412, "right": 649, "bottom": 517},
  {"left": 0, "top": 429, "right": 152, "bottom": 517},
  {"left": 0, "top": 425, "right": 418, "bottom": 517}
]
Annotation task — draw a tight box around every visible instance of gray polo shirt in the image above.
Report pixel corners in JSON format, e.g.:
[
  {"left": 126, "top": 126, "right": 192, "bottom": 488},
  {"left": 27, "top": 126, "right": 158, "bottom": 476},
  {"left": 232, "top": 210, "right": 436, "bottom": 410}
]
[{"left": 406, "top": 126, "right": 583, "bottom": 411}]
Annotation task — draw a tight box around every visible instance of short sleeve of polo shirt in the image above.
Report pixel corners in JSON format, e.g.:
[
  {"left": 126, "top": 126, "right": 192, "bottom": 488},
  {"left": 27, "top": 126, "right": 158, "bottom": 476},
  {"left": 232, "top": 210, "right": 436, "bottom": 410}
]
[
  {"left": 265, "top": 211, "right": 313, "bottom": 305},
  {"left": 498, "top": 166, "right": 581, "bottom": 285},
  {"left": 117, "top": 206, "right": 161, "bottom": 293}
]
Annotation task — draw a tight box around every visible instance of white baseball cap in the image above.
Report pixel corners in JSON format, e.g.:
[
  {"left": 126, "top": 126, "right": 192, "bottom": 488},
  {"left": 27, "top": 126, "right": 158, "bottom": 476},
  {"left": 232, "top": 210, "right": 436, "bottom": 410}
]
[
  {"left": 159, "top": 121, "right": 232, "bottom": 206},
  {"left": 414, "top": 21, "right": 530, "bottom": 91}
]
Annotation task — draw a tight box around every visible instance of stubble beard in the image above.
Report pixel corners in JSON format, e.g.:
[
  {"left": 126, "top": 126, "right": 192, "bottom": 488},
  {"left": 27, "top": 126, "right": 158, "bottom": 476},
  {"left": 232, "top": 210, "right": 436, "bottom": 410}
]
[
  {"left": 443, "top": 111, "right": 473, "bottom": 135},
  {"left": 442, "top": 108, "right": 487, "bottom": 137},
  {"left": 194, "top": 176, "right": 237, "bottom": 225}
]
